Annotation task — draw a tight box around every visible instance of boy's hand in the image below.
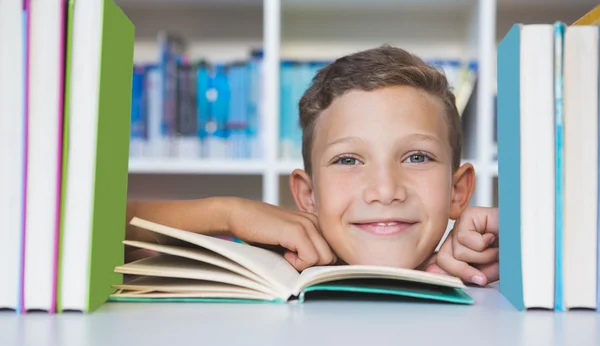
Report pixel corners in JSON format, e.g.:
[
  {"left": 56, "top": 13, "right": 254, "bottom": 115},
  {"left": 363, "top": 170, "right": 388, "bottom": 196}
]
[
  {"left": 227, "top": 198, "right": 337, "bottom": 271},
  {"left": 426, "top": 206, "right": 499, "bottom": 286}
]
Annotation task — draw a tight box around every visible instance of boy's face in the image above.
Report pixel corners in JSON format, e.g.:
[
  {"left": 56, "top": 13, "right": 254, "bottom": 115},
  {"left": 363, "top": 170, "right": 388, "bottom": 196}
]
[{"left": 290, "top": 85, "right": 474, "bottom": 269}]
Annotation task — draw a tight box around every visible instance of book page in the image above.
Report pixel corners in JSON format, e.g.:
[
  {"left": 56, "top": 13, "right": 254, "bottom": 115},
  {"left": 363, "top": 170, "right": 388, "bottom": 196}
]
[
  {"left": 111, "top": 291, "right": 274, "bottom": 301},
  {"left": 293, "top": 265, "right": 465, "bottom": 295},
  {"left": 114, "top": 254, "right": 278, "bottom": 298},
  {"left": 123, "top": 240, "right": 270, "bottom": 288},
  {"left": 112, "top": 277, "right": 274, "bottom": 301},
  {"left": 129, "top": 218, "right": 300, "bottom": 299}
]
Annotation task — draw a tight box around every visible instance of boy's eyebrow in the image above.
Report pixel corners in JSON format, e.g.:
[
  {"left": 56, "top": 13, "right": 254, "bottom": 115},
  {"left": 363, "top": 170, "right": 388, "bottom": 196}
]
[
  {"left": 403, "top": 133, "right": 444, "bottom": 146},
  {"left": 324, "top": 133, "right": 444, "bottom": 149},
  {"left": 324, "top": 136, "right": 363, "bottom": 149}
]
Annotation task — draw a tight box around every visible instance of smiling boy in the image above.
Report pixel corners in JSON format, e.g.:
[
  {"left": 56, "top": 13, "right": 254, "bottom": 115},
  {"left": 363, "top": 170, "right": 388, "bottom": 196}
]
[
  {"left": 126, "top": 45, "right": 499, "bottom": 286},
  {"left": 288, "top": 45, "right": 475, "bottom": 269}
]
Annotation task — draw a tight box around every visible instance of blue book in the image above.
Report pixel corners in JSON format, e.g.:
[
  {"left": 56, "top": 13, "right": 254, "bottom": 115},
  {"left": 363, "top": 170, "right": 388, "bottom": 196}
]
[
  {"left": 497, "top": 24, "right": 525, "bottom": 311},
  {"left": 279, "top": 61, "right": 294, "bottom": 159},
  {"left": 130, "top": 67, "right": 146, "bottom": 140},
  {"left": 498, "top": 23, "right": 556, "bottom": 311},
  {"left": 553, "top": 21, "right": 566, "bottom": 312},
  {"left": 246, "top": 53, "right": 261, "bottom": 159},
  {"left": 196, "top": 63, "right": 211, "bottom": 156},
  {"left": 208, "top": 65, "right": 230, "bottom": 158}
]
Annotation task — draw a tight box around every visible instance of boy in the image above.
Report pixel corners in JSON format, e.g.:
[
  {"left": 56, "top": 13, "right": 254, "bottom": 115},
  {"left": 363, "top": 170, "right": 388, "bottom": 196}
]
[{"left": 126, "top": 45, "right": 499, "bottom": 286}]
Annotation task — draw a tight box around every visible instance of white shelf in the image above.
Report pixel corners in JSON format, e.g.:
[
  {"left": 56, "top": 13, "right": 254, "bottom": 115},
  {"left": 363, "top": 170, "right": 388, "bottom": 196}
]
[{"left": 123, "top": 0, "right": 499, "bottom": 207}]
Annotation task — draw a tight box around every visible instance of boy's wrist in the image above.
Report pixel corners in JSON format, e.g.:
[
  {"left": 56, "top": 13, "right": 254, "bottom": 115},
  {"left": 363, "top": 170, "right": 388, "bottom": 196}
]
[{"left": 199, "top": 196, "right": 237, "bottom": 236}]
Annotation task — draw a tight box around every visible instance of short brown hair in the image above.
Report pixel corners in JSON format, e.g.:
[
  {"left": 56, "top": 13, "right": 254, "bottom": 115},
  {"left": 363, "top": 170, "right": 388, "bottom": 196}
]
[{"left": 298, "top": 45, "right": 462, "bottom": 175}]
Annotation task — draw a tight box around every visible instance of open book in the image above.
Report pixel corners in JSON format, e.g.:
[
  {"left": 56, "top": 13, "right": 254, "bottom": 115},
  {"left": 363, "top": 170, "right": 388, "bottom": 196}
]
[{"left": 108, "top": 218, "right": 473, "bottom": 304}]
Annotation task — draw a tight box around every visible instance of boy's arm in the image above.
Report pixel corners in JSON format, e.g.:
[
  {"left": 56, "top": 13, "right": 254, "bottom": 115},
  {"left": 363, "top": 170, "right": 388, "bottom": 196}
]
[
  {"left": 125, "top": 197, "right": 231, "bottom": 244},
  {"left": 124, "top": 197, "right": 337, "bottom": 271}
]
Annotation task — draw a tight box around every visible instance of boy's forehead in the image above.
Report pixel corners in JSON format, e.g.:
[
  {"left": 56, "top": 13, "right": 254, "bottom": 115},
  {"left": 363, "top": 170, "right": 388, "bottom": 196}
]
[{"left": 312, "top": 86, "right": 449, "bottom": 149}]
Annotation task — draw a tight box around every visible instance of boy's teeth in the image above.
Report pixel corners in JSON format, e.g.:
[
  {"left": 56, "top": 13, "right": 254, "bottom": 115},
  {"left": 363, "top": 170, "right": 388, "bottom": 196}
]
[{"left": 375, "top": 222, "right": 398, "bottom": 226}]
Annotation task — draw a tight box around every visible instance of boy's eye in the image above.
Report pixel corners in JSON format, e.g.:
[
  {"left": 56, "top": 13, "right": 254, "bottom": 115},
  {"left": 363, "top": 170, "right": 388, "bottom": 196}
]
[
  {"left": 404, "top": 153, "right": 430, "bottom": 164},
  {"left": 335, "top": 157, "right": 362, "bottom": 165}
]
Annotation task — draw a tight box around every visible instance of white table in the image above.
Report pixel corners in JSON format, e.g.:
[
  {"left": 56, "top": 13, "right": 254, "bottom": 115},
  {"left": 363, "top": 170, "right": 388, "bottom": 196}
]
[{"left": 1, "top": 284, "right": 599, "bottom": 346}]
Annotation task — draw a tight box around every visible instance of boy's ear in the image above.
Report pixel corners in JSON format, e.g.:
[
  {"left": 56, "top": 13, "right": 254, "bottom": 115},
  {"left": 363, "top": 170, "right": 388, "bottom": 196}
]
[
  {"left": 289, "top": 169, "right": 317, "bottom": 214},
  {"left": 449, "top": 163, "right": 476, "bottom": 220}
]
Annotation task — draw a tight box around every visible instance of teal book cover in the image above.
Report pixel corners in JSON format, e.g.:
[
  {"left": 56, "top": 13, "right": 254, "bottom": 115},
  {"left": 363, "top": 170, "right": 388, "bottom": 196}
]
[
  {"left": 497, "top": 24, "right": 525, "bottom": 311},
  {"left": 553, "top": 21, "right": 566, "bottom": 312}
]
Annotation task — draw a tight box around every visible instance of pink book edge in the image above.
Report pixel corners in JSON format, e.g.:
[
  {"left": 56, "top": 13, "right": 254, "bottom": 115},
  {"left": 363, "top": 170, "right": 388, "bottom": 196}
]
[{"left": 50, "top": 0, "right": 68, "bottom": 314}]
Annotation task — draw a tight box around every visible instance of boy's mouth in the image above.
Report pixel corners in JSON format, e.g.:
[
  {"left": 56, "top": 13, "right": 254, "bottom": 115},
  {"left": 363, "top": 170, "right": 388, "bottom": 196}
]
[{"left": 351, "top": 219, "right": 417, "bottom": 236}]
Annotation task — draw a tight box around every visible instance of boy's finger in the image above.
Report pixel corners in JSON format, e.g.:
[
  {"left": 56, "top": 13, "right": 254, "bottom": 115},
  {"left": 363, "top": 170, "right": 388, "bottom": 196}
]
[
  {"left": 452, "top": 244, "right": 499, "bottom": 264},
  {"left": 279, "top": 226, "right": 320, "bottom": 269},
  {"left": 425, "top": 263, "right": 449, "bottom": 276},
  {"left": 304, "top": 224, "right": 337, "bottom": 265},
  {"left": 456, "top": 206, "right": 499, "bottom": 236},
  {"left": 456, "top": 230, "right": 496, "bottom": 252},
  {"left": 475, "top": 262, "right": 499, "bottom": 284},
  {"left": 436, "top": 248, "right": 488, "bottom": 286},
  {"left": 297, "top": 211, "right": 320, "bottom": 231}
]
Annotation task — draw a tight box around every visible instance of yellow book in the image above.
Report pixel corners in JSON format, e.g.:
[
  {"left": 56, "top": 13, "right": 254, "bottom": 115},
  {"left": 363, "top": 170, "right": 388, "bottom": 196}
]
[{"left": 573, "top": 5, "right": 600, "bottom": 25}]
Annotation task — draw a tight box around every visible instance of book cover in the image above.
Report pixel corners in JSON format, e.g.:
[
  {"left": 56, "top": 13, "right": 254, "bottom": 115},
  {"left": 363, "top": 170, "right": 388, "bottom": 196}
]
[
  {"left": 0, "top": 0, "right": 26, "bottom": 312},
  {"left": 86, "top": 0, "right": 135, "bottom": 312},
  {"left": 553, "top": 21, "right": 566, "bottom": 312},
  {"left": 497, "top": 24, "right": 525, "bottom": 311}
]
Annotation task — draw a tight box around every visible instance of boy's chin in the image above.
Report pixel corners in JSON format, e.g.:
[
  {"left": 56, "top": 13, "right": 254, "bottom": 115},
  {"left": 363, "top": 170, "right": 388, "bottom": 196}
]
[{"left": 341, "top": 252, "right": 422, "bottom": 269}]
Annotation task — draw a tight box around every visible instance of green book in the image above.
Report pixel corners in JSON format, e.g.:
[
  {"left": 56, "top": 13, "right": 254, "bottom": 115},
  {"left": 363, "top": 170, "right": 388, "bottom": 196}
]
[
  {"left": 58, "top": 0, "right": 134, "bottom": 312},
  {"left": 109, "top": 218, "right": 473, "bottom": 305}
]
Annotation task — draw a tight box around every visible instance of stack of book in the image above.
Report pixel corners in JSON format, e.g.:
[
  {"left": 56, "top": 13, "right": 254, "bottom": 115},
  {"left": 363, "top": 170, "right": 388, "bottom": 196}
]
[
  {"left": 129, "top": 39, "right": 263, "bottom": 161},
  {"left": 497, "top": 15, "right": 600, "bottom": 311},
  {"left": 128, "top": 41, "right": 477, "bottom": 162},
  {"left": 0, "top": 0, "right": 134, "bottom": 313}
]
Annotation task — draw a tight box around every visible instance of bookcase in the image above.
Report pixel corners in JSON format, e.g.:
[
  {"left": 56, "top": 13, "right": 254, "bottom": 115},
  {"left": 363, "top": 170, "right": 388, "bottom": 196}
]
[{"left": 118, "top": 0, "right": 498, "bottom": 209}]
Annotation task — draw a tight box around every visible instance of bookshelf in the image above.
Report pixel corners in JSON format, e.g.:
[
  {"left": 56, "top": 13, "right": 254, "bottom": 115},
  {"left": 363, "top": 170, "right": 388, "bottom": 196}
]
[{"left": 118, "top": 0, "right": 497, "bottom": 209}]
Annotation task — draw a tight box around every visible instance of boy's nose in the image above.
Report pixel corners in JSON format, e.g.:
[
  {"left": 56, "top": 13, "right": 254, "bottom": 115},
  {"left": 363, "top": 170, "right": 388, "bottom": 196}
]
[{"left": 362, "top": 165, "right": 407, "bottom": 205}]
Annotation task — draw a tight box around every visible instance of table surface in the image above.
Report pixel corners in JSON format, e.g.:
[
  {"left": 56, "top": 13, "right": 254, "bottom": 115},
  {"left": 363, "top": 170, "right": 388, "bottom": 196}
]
[{"left": 1, "top": 284, "right": 599, "bottom": 346}]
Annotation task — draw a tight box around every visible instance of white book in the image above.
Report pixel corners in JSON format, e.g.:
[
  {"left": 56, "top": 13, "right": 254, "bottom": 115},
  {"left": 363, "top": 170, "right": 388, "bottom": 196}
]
[
  {"left": 0, "top": 0, "right": 25, "bottom": 311},
  {"left": 563, "top": 25, "right": 599, "bottom": 309},
  {"left": 23, "top": 0, "right": 66, "bottom": 312},
  {"left": 519, "top": 25, "right": 556, "bottom": 309}
]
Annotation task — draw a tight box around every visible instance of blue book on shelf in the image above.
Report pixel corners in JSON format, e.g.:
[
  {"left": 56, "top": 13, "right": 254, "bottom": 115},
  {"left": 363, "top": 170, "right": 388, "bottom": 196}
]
[
  {"left": 227, "top": 64, "right": 248, "bottom": 158},
  {"left": 497, "top": 24, "right": 525, "bottom": 311},
  {"left": 196, "top": 63, "right": 211, "bottom": 145},
  {"left": 247, "top": 54, "right": 261, "bottom": 158},
  {"left": 130, "top": 66, "right": 146, "bottom": 141},
  {"left": 209, "top": 65, "right": 230, "bottom": 158},
  {"left": 279, "top": 61, "right": 294, "bottom": 159}
]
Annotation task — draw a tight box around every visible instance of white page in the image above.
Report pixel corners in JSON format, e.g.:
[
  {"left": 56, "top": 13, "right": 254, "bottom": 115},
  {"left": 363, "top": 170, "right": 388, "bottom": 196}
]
[
  {"left": 114, "top": 255, "right": 279, "bottom": 298},
  {"left": 130, "top": 218, "right": 300, "bottom": 298},
  {"left": 294, "top": 265, "right": 465, "bottom": 296},
  {"left": 123, "top": 240, "right": 270, "bottom": 288},
  {"left": 114, "top": 276, "right": 274, "bottom": 300},
  {"left": 113, "top": 291, "right": 273, "bottom": 301}
]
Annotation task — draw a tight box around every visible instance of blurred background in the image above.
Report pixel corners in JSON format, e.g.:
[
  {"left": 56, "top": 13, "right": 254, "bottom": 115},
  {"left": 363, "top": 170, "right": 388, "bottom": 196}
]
[{"left": 115, "top": 0, "right": 598, "bottom": 210}]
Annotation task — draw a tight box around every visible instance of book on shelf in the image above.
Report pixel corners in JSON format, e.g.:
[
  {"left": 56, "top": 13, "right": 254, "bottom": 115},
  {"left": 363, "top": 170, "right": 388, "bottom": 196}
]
[
  {"left": 127, "top": 38, "right": 478, "bottom": 163},
  {"left": 0, "top": 0, "right": 134, "bottom": 313},
  {"left": 497, "top": 21, "right": 599, "bottom": 311},
  {"left": 109, "top": 218, "right": 473, "bottom": 305}
]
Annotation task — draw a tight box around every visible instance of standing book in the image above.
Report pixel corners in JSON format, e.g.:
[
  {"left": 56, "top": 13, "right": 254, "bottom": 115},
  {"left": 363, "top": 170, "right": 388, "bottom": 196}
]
[
  {"left": 23, "top": 0, "right": 67, "bottom": 313},
  {"left": 58, "top": 0, "right": 134, "bottom": 312},
  {"left": 109, "top": 218, "right": 473, "bottom": 305},
  {"left": 0, "top": 0, "right": 26, "bottom": 311},
  {"left": 497, "top": 23, "right": 556, "bottom": 310}
]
